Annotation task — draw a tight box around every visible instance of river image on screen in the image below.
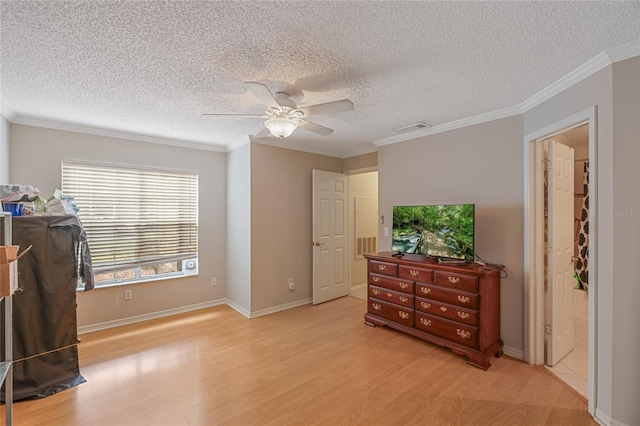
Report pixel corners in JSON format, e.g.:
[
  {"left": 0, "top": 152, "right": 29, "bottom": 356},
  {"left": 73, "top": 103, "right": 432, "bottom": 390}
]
[{"left": 391, "top": 204, "right": 475, "bottom": 260}]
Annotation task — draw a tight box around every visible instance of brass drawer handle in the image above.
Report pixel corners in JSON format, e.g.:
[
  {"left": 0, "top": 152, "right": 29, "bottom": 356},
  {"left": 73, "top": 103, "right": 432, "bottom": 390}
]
[
  {"left": 420, "top": 287, "right": 431, "bottom": 295},
  {"left": 399, "top": 296, "right": 409, "bottom": 303},
  {"left": 420, "top": 301, "right": 431, "bottom": 309},
  {"left": 372, "top": 303, "right": 381, "bottom": 311},
  {"left": 372, "top": 276, "right": 381, "bottom": 283},
  {"left": 409, "top": 270, "right": 419, "bottom": 277},
  {"left": 448, "top": 276, "right": 460, "bottom": 284},
  {"left": 398, "top": 311, "right": 409, "bottom": 320},
  {"left": 372, "top": 288, "right": 380, "bottom": 295},
  {"left": 420, "top": 318, "right": 432, "bottom": 327},
  {"left": 378, "top": 264, "right": 386, "bottom": 271},
  {"left": 399, "top": 282, "right": 409, "bottom": 289},
  {"left": 457, "top": 311, "right": 470, "bottom": 320},
  {"left": 456, "top": 329, "right": 471, "bottom": 339},
  {"left": 386, "top": 292, "right": 393, "bottom": 298},
  {"left": 457, "top": 295, "right": 470, "bottom": 303},
  {"left": 440, "top": 306, "right": 447, "bottom": 312}
]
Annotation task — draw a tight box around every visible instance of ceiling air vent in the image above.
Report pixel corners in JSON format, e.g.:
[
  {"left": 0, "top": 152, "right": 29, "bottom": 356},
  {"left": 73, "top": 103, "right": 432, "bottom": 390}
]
[{"left": 393, "top": 122, "right": 432, "bottom": 133}]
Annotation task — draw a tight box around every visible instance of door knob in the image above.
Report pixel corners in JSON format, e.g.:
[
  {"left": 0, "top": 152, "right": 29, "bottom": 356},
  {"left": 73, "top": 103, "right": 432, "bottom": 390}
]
[{"left": 313, "top": 242, "right": 325, "bottom": 246}]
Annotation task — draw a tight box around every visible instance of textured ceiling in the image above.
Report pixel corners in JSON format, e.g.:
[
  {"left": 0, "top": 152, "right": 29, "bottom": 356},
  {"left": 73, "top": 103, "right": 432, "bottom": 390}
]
[{"left": 1, "top": 1, "right": 639, "bottom": 157}]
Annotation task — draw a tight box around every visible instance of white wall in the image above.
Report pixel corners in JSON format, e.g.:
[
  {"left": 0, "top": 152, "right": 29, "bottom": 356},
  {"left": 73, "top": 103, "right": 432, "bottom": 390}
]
[
  {"left": 378, "top": 116, "right": 525, "bottom": 355},
  {"left": 9, "top": 124, "right": 227, "bottom": 327},
  {"left": 226, "top": 143, "right": 252, "bottom": 314}
]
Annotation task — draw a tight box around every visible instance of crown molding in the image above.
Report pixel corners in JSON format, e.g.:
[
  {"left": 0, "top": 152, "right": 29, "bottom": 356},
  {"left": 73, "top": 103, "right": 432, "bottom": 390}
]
[
  {"left": 0, "top": 97, "right": 17, "bottom": 122},
  {"left": 606, "top": 38, "right": 640, "bottom": 63},
  {"left": 375, "top": 39, "right": 640, "bottom": 148},
  {"left": 248, "top": 135, "right": 376, "bottom": 159},
  {"left": 4, "top": 40, "right": 638, "bottom": 157},
  {"left": 374, "top": 105, "right": 522, "bottom": 147},
  {"left": 9, "top": 113, "right": 227, "bottom": 152}
]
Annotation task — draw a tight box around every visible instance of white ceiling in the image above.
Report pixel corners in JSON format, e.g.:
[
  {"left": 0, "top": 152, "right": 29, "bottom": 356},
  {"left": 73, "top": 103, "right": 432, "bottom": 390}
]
[{"left": 1, "top": 1, "right": 639, "bottom": 157}]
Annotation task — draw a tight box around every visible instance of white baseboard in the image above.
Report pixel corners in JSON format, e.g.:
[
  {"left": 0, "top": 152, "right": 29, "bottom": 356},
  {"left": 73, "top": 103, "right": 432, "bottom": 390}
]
[
  {"left": 349, "top": 283, "right": 366, "bottom": 291},
  {"left": 224, "top": 298, "right": 251, "bottom": 318},
  {"left": 503, "top": 345, "right": 524, "bottom": 360},
  {"left": 595, "top": 408, "right": 633, "bottom": 426},
  {"left": 595, "top": 408, "right": 611, "bottom": 426},
  {"left": 77, "top": 299, "right": 227, "bottom": 334},
  {"left": 248, "top": 298, "right": 312, "bottom": 318},
  {"left": 79, "top": 297, "right": 314, "bottom": 333}
]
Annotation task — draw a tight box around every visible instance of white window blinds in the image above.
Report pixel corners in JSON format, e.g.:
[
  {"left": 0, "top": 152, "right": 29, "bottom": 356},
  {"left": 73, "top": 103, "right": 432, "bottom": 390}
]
[{"left": 62, "top": 161, "right": 198, "bottom": 271}]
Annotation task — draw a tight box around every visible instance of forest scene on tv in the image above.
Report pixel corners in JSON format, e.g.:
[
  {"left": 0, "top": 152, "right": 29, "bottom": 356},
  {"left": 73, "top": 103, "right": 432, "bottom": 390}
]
[{"left": 392, "top": 204, "right": 475, "bottom": 260}]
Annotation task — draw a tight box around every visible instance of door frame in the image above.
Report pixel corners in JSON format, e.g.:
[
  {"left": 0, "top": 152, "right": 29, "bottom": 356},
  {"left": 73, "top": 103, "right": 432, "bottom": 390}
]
[{"left": 523, "top": 106, "right": 597, "bottom": 414}]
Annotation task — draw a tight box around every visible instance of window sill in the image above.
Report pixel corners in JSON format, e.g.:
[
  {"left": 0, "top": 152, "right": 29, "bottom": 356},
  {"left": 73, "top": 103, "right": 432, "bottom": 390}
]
[{"left": 77, "top": 271, "right": 199, "bottom": 291}]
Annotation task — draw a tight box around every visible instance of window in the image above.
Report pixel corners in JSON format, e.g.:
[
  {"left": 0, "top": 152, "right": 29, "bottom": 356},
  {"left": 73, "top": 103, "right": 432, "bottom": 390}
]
[{"left": 62, "top": 160, "right": 198, "bottom": 287}]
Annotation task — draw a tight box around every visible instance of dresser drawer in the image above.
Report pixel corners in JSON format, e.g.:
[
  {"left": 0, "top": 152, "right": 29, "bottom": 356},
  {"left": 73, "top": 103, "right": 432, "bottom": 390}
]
[
  {"left": 368, "top": 274, "right": 414, "bottom": 294},
  {"left": 415, "top": 312, "right": 478, "bottom": 349},
  {"left": 369, "top": 299, "right": 414, "bottom": 327},
  {"left": 398, "top": 265, "right": 433, "bottom": 283},
  {"left": 369, "top": 260, "right": 398, "bottom": 277},
  {"left": 415, "top": 283, "right": 478, "bottom": 309},
  {"left": 415, "top": 297, "right": 478, "bottom": 327},
  {"left": 433, "top": 271, "right": 478, "bottom": 293},
  {"left": 369, "top": 285, "right": 414, "bottom": 308}
]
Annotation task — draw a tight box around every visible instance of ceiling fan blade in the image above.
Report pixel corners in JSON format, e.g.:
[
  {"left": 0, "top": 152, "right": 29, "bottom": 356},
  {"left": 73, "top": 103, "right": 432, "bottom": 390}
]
[
  {"left": 297, "top": 99, "right": 353, "bottom": 117},
  {"left": 298, "top": 119, "right": 334, "bottom": 136},
  {"left": 246, "top": 81, "right": 281, "bottom": 109},
  {"left": 253, "top": 126, "right": 272, "bottom": 139},
  {"left": 201, "top": 113, "right": 266, "bottom": 118}
]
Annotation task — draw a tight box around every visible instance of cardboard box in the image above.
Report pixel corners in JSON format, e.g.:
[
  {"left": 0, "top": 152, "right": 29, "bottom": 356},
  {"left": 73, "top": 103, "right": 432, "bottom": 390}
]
[{"left": 0, "top": 245, "right": 20, "bottom": 296}]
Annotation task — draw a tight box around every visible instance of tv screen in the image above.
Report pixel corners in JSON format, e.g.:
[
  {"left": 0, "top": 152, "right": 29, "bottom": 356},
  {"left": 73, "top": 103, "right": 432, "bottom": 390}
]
[{"left": 392, "top": 204, "right": 475, "bottom": 260}]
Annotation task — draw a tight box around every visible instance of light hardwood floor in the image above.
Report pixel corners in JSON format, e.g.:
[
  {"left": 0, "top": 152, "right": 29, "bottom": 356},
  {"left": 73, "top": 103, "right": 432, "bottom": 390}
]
[{"left": 9, "top": 296, "right": 594, "bottom": 425}]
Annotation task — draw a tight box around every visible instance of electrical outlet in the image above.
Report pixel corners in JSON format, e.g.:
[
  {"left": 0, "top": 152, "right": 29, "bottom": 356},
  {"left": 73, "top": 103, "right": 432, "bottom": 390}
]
[
  {"left": 211, "top": 277, "right": 217, "bottom": 286},
  {"left": 124, "top": 289, "right": 133, "bottom": 300},
  {"left": 288, "top": 278, "right": 295, "bottom": 290}
]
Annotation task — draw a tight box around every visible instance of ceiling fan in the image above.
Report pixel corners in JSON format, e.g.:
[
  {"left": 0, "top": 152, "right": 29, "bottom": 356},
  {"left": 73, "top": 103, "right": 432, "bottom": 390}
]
[{"left": 202, "top": 82, "right": 354, "bottom": 139}]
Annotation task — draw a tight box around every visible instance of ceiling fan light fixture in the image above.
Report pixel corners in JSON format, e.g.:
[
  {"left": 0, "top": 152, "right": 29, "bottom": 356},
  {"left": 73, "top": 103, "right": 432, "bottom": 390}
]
[{"left": 265, "top": 117, "right": 300, "bottom": 139}]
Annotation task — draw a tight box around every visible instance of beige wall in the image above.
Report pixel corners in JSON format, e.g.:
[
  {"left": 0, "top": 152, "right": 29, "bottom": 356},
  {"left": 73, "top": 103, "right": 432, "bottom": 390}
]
[
  {"left": 611, "top": 56, "right": 639, "bottom": 426},
  {"left": 378, "top": 116, "right": 525, "bottom": 353},
  {"left": 0, "top": 116, "right": 8, "bottom": 182},
  {"left": 343, "top": 151, "right": 377, "bottom": 172},
  {"left": 522, "top": 57, "right": 640, "bottom": 425},
  {"left": 348, "top": 171, "right": 378, "bottom": 287},
  {"left": 250, "top": 143, "right": 342, "bottom": 313},
  {"left": 9, "top": 124, "right": 227, "bottom": 327},
  {"left": 523, "top": 63, "right": 616, "bottom": 420},
  {"left": 226, "top": 143, "right": 251, "bottom": 314}
]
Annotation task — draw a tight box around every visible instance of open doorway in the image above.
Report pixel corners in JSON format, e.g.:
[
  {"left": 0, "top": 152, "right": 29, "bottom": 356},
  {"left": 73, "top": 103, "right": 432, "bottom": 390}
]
[
  {"left": 540, "top": 125, "right": 589, "bottom": 400},
  {"left": 524, "top": 106, "right": 597, "bottom": 415},
  {"left": 347, "top": 171, "right": 378, "bottom": 300}
]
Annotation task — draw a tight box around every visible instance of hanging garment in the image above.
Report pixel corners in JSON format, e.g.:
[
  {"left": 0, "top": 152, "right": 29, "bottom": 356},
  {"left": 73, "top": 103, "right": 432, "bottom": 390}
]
[{"left": 575, "top": 161, "right": 589, "bottom": 291}]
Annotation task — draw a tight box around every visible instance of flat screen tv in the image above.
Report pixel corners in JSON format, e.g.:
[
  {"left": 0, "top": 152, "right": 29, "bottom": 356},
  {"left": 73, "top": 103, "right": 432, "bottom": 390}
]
[{"left": 392, "top": 204, "right": 475, "bottom": 260}]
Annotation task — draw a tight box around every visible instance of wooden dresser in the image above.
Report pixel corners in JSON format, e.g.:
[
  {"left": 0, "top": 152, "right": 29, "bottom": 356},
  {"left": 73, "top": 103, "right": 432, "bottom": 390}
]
[{"left": 364, "top": 252, "right": 503, "bottom": 369}]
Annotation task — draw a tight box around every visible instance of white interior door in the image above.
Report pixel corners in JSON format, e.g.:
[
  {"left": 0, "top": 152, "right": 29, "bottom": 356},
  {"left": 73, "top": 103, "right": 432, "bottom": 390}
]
[
  {"left": 547, "top": 140, "right": 575, "bottom": 366},
  {"left": 312, "top": 170, "right": 349, "bottom": 304}
]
